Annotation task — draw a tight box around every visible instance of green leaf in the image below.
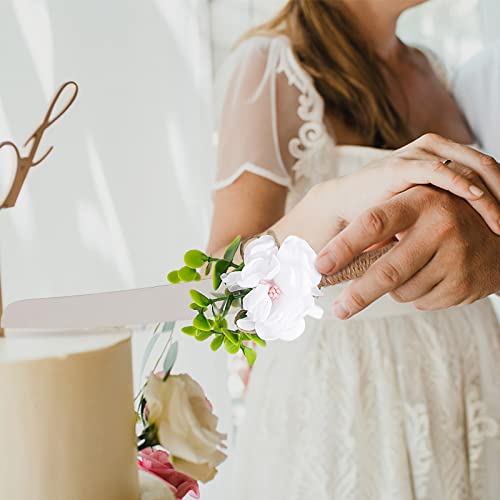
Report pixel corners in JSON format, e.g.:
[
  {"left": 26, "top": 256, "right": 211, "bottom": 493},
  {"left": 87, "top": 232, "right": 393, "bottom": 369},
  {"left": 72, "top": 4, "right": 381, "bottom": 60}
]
[
  {"left": 167, "top": 270, "right": 180, "bottom": 284},
  {"left": 205, "top": 260, "right": 213, "bottom": 276},
  {"left": 193, "top": 272, "right": 201, "bottom": 281},
  {"left": 162, "top": 341, "right": 178, "bottom": 377},
  {"left": 222, "top": 297, "right": 233, "bottom": 316},
  {"left": 140, "top": 329, "right": 162, "bottom": 378},
  {"left": 247, "top": 333, "right": 267, "bottom": 348},
  {"left": 212, "top": 260, "right": 231, "bottom": 290},
  {"left": 162, "top": 321, "right": 175, "bottom": 334},
  {"left": 224, "top": 337, "right": 240, "bottom": 354},
  {"left": 210, "top": 335, "right": 224, "bottom": 351},
  {"left": 190, "top": 303, "right": 206, "bottom": 312},
  {"left": 193, "top": 313, "right": 211, "bottom": 332},
  {"left": 190, "top": 289, "right": 211, "bottom": 308},
  {"left": 184, "top": 250, "right": 208, "bottom": 269},
  {"left": 178, "top": 266, "right": 197, "bottom": 282},
  {"left": 222, "top": 328, "right": 239, "bottom": 345},
  {"left": 242, "top": 345, "right": 257, "bottom": 366},
  {"left": 223, "top": 235, "right": 242, "bottom": 262},
  {"left": 195, "top": 330, "right": 212, "bottom": 342},
  {"left": 181, "top": 326, "right": 197, "bottom": 336}
]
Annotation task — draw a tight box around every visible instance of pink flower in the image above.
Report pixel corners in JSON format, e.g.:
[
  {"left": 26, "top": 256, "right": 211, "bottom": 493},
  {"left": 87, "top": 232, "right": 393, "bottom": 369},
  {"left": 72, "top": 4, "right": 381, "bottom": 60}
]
[{"left": 138, "top": 449, "right": 200, "bottom": 499}]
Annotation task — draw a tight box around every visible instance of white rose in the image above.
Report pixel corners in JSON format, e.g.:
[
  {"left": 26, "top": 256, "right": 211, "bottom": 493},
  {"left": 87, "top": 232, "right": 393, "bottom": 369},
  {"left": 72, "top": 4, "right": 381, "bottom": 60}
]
[
  {"left": 144, "top": 373, "right": 227, "bottom": 483},
  {"left": 230, "top": 235, "right": 323, "bottom": 341},
  {"left": 138, "top": 469, "right": 176, "bottom": 500}
]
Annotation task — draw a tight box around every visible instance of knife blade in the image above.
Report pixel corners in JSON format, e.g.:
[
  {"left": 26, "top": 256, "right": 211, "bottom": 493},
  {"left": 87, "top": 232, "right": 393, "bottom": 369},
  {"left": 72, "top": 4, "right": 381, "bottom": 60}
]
[{"left": 2, "top": 279, "right": 214, "bottom": 329}]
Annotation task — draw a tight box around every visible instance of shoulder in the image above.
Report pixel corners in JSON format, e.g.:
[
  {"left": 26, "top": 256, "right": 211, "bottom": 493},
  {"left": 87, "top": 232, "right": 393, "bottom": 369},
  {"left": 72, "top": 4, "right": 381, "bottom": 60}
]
[
  {"left": 412, "top": 46, "right": 450, "bottom": 88},
  {"left": 218, "top": 35, "right": 286, "bottom": 83},
  {"left": 219, "top": 34, "right": 314, "bottom": 102},
  {"left": 225, "top": 35, "right": 290, "bottom": 70},
  {"left": 232, "top": 34, "right": 291, "bottom": 58}
]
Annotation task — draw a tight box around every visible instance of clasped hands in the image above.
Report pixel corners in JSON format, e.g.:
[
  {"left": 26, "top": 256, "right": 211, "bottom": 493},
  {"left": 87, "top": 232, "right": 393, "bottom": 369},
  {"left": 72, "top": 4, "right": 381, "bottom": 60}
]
[{"left": 314, "top": 133, "right": 500, "bottom": 319}]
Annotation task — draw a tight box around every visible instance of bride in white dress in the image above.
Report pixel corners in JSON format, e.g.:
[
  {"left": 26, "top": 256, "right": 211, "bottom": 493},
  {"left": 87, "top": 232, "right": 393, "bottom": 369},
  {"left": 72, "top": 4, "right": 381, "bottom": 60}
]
[{"left": 208, "top": 1, "right": 500, "bottom": 498}]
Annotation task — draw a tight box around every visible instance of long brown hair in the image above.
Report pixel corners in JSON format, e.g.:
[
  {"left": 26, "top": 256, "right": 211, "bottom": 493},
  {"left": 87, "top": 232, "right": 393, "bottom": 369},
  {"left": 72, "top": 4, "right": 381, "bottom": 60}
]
[{"left": 242, "top": 0, "right": 409, "bottom": 149}]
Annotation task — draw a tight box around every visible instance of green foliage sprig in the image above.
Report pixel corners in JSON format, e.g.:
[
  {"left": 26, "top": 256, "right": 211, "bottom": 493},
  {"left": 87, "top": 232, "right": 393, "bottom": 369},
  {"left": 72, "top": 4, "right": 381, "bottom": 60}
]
[{"left": 167, "top": 236, "right": 265, "bottom": 365}]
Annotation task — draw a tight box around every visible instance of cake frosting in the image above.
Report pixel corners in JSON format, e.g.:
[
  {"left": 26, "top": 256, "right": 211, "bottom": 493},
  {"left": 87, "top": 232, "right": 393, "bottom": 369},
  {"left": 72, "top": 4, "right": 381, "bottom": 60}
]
[{"left": 0, "top": 330, "right": 139, "bottom": 500}]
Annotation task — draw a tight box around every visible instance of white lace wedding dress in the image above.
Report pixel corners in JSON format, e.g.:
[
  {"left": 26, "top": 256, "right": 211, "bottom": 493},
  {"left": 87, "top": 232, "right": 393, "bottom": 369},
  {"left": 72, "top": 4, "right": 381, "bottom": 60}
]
[{"left": 215, "top": 36, "right": 500, "bottom": 500}]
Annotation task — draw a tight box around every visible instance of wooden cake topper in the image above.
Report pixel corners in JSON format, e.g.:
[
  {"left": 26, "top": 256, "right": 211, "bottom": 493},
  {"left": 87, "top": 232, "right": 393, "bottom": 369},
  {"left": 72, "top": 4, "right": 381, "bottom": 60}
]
[{"left": 0, "top": 81, "right": 79, "bottom": 335}]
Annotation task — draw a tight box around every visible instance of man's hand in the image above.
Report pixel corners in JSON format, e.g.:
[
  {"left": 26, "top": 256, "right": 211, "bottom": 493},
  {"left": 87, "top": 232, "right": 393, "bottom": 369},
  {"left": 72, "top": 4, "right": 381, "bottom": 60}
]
[{"left": 316, "top": 186, "right": 500, "bottom": 319}]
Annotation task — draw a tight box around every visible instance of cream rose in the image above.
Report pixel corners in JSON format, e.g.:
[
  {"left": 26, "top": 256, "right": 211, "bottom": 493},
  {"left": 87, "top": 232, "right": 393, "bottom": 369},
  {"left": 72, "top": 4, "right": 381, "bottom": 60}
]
[{"left": 144, "top": 373, "right": 227, "bottom": 483}]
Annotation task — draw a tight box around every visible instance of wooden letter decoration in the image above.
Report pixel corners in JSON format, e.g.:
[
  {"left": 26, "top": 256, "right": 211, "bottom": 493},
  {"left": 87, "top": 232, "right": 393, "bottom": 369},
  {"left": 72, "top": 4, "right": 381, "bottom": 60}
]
[{"left": 0, "top": 81, "right": 79, "bottom": 335}]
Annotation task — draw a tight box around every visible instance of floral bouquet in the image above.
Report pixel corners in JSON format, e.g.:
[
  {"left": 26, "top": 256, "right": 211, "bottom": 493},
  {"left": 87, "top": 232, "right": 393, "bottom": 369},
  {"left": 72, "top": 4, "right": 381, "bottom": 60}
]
[
  {"left": 166, "top": 233, "right": 324, "bottom": 365},
  {"left": 134, "top": 233, "right": 324, "bottom": 498},
  {"left": 135, "top": 333, "right": 227, "bottom": 500}
]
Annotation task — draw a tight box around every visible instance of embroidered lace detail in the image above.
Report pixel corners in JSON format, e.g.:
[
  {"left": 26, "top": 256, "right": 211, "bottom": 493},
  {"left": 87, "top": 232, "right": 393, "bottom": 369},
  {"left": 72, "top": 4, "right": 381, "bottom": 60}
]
[
  {"left": 277, "top": 50, "right": 326, "bottom": 161},
  {"left": 272, "top": 37, "right": 329, "bottom": 168},
  {"left": 268, "top": 37, "right": 338, "bottom": 209},
  {"left": 467, "top": 386, "right": 499, "bottom": 498},
  {"left": 405, "top": 403, "right": 433, "bottom": 499},
  {"left": 231, "top": 298, "right": 500, "bottom": 500}
]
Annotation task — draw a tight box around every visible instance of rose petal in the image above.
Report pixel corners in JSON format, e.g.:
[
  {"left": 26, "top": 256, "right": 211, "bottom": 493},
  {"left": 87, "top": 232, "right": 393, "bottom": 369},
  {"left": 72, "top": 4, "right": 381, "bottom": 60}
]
[
  {"left": 236, "top": 317, "right": 256, "bottom": 332},
  {"left": 242, "top": 285, "right": 272, "bottom": 323},
  {"left": 138, "top": 469, "right": 177, "bottom": 500},
  {"left": 221, "top": 271, "right": 244, "bottom": 292},
  {"left": 143, "top": 374, "right": 227, "bottom": 481},
  {"left": 238, "top": 255, "right": 280, "bottom": 288},
  {"left": 243, "top": 235, "right": 277, "bottom": 261}
]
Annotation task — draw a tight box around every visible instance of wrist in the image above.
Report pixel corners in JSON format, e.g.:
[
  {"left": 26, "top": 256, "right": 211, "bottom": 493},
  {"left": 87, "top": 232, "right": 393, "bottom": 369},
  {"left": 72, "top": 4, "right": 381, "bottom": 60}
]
[{"left": 271, "top": 179, "right": 346, "bottom": 252}]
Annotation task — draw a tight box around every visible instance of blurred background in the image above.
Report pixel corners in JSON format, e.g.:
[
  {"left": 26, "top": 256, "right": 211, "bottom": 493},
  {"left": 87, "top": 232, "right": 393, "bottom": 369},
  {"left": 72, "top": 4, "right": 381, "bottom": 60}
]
[{"left": 0, "top": 0, "right": 499, "bottom": 497}]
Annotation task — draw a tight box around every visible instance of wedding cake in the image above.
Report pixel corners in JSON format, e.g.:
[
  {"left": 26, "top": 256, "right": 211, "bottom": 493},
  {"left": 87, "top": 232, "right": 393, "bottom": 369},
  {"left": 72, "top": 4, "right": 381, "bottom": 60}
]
[{"left": 0, "top": 329, "right": 140, "bottom": 500}]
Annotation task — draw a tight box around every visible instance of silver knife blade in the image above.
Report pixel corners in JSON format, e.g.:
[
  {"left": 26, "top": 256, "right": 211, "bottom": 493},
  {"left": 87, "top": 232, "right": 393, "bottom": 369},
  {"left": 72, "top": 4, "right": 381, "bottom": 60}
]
[{"left": 2, "top": 279, "right": 214, "bottom": 329}]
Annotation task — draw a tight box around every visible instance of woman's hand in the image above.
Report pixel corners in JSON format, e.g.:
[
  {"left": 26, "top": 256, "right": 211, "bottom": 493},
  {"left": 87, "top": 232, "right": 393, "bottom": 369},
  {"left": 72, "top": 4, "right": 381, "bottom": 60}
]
[{"left": 327, "top": 133, "right": 500, "bottom": 234}]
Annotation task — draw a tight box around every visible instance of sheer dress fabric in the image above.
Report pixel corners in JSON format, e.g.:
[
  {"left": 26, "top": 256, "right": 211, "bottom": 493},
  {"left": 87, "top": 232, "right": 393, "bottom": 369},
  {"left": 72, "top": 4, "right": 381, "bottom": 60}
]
[{"left": 215, "top": 35, "right": 500, "bottom": 500}]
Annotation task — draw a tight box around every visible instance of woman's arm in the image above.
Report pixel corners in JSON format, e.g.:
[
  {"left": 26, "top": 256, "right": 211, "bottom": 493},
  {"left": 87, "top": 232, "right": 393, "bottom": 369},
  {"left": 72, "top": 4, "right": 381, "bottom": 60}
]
[
  {"left": 271, "top": 137, "right": 500, "bottom": 252},
  {"left": 207, "top": 172, "right": 287, "bottom": 256},
  {"left": 210, "top": 135, "right": 500, "bottom": 264},
  {"left": 208, "top": 38, "right": 302, "bottom": 257}
]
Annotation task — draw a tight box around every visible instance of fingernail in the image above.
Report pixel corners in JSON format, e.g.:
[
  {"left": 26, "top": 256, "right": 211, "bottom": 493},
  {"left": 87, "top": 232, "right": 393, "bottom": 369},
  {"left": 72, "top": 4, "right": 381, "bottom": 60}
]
[
  {"left": 332, "top": 301, "right": 349, "bottom": 320},
  {"left": 316, "top": 253, "right": 336, "bottom": 273},
  {"left": 469, "top": 185, "right": 484, "bottom": 197}
]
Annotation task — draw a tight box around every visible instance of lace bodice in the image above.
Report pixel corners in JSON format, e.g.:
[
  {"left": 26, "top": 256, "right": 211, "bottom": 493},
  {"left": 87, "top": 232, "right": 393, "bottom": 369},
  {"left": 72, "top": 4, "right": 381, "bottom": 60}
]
[{"left": 214, "top": 35, "right": 447, "bottom": 210}]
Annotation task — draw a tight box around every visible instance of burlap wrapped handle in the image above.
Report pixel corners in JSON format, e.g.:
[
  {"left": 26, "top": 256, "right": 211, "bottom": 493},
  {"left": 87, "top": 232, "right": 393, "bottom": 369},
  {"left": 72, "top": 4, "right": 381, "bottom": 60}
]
[
  {"left": 242, "top": 233, "right": 398, "bottom": 288},
  {"left": 319, "top": 240, "right": 397, "bottom": 287}
]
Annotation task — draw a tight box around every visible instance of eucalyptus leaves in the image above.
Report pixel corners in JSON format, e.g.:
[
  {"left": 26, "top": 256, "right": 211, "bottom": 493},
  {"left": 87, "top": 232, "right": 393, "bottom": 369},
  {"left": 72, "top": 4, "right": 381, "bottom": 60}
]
[{"left": 167, "top": 236, "right": 263, "bottom": 366}]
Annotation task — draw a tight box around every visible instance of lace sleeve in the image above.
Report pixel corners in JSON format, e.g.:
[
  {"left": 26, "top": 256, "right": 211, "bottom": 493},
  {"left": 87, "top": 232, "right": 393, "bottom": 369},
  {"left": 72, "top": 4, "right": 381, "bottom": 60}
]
[{"left": 214, "top": 36, "right": 306, "bottom": 191}]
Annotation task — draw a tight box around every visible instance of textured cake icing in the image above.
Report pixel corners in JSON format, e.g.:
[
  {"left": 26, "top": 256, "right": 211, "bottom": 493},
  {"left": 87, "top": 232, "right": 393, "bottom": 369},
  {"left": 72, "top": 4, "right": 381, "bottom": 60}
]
[{"left": 0, "top": 330, "right": 139, "bottom": 500}]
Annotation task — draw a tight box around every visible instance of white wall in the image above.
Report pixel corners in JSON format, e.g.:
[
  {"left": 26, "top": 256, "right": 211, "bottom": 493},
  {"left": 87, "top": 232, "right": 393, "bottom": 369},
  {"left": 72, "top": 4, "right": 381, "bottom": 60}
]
[
  {"left": 0, "top": 1, "right": 232, "bottom": 497},
  {"left": 209, "top": 0, "right": 285, "bottom": 70},
  {"left": 0, "top": 0, "right": 214, "bottom": 305}
]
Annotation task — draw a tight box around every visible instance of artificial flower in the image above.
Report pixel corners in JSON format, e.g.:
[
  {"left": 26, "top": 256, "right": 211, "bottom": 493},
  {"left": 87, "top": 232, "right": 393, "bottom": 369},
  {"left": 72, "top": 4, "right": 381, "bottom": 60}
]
[
  {"left": 138, "top": 469, "right": 176, "bottom": 500},
  {"left": 222, "top": 234, "right": 280, "bottom": 292},
  {"left": 144, "top": 373, "right": 227, "bottom": 483},
  {"left": 231, "top": 235, "right": 323, "bottom": 341},
  {"left": 138, "top": 449, "right": 200, "bottom": 499}
]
